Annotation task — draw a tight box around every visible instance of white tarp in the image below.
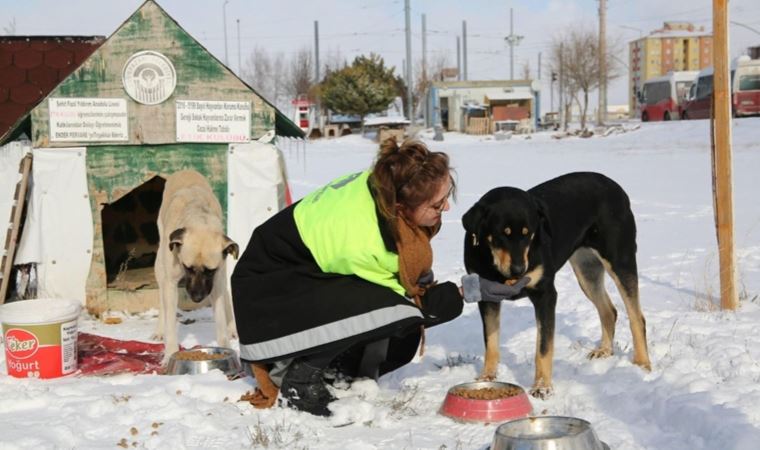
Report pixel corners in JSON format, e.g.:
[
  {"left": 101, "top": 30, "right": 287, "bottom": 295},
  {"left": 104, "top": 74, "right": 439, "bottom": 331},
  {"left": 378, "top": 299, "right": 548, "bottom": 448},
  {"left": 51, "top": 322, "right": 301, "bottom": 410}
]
[
  {"left": 15, "top": 148, "right": 93, "bottom": 304},
  {"left": 1, "top": 141, "right": 31, "bottom": 259},
  {"left": 6, "top": 140, "right": 288, "bottom": 305},
  {"left": 226, "top": 140, "right": 289, "bottom": 277}
]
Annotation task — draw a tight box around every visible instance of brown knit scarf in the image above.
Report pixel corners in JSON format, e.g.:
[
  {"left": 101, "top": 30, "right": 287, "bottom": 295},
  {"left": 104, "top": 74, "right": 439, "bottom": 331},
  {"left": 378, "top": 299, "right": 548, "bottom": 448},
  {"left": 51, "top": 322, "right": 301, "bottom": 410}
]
[
  {"left": 245, "top": 218, "right": 437, "bottom": 409},
  {"left": 395, "top": 216, "right": 437, "bottom": 358}
]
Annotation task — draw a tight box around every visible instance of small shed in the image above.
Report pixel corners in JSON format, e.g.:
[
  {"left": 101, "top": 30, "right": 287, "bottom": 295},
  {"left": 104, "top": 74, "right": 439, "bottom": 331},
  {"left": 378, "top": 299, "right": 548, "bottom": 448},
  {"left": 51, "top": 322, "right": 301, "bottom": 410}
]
[
  {"left": 427, "top": 80, "right": 540, "bottom": 134},
  {"left": 0, "top": 0, "right": 303, "bottom": 315}
]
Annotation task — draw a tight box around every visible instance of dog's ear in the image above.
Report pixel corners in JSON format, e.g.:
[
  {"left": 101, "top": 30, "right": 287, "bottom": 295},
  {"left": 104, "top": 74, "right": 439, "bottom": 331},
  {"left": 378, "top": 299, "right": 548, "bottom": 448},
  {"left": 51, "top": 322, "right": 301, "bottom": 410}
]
[
  {"left": 223, "top": 235, "right": 239, "bottom": 260},
  {"left": 462, "top": 202, "right": 485, "bottom": 234},
  {"left": 169, "top": 228, "right": 186, "bottom": 252}
]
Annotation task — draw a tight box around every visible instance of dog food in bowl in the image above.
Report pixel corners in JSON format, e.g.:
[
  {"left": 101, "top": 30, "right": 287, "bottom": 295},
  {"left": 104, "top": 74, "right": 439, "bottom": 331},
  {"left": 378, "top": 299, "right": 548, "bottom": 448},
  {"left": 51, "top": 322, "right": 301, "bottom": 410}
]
[
  {"left": 173, "top": 350, "right": 227, "bottom": 361},
  {"left": 450, "top": 384, "right": 523, "bottom": 400},
  {"left": 440, "top": 381, "right": 532, "bottom": 423}
]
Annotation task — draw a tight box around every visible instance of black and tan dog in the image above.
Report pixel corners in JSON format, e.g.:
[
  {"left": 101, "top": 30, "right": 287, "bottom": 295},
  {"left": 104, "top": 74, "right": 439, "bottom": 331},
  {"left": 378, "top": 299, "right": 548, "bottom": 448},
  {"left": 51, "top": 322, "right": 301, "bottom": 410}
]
[{"left": 462, "top": 172, "right": 651, "bottom": 398}]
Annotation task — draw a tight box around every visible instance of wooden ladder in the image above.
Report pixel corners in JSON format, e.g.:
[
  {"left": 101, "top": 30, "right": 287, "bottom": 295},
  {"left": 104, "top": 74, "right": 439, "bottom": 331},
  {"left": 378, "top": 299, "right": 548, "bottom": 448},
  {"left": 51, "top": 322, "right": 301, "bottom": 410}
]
[{"left": 0, "top": 154, "right": 33, "bottom": 304}]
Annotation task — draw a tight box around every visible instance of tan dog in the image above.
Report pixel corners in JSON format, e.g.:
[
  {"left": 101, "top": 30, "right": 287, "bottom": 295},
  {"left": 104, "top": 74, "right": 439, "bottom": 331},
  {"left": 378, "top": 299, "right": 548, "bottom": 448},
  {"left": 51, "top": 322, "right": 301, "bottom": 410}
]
[{"left": 153, "top": 170, "right": 239, "bottom": 363}]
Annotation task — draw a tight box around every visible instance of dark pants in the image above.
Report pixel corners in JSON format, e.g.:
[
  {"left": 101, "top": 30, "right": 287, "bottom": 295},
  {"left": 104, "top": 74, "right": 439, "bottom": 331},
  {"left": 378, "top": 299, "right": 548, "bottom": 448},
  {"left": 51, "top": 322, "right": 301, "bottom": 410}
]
[{"left": 304, "top": 281, "right": 463, "bottom": 379}]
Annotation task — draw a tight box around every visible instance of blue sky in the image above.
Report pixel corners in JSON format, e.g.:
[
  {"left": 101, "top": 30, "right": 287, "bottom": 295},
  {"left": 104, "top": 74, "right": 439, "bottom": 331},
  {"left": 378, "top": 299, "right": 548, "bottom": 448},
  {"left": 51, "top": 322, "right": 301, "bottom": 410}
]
[{"left": 3, "top": 0, "right": 760, "bottom": 108}]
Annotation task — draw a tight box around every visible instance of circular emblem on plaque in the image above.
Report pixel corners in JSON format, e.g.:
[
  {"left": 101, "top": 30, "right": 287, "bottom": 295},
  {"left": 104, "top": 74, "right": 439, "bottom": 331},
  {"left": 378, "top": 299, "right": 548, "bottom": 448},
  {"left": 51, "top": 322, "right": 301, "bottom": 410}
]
[{"left": 122, "top": 50, "right": 177, "bottom": 105}]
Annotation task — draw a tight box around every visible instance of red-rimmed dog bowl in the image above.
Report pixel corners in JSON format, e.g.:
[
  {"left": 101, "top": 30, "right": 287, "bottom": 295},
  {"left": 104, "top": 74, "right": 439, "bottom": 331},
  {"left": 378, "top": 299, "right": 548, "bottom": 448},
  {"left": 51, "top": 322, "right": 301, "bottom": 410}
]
[{"left": 440, "top": 381, "right": 532, "bottom": 423}]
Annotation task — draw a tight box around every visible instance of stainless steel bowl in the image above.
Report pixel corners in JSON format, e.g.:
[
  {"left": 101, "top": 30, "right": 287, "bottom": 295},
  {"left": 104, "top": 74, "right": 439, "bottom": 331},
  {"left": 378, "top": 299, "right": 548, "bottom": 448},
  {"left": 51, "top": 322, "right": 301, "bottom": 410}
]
[
  {"left": 491, "top": 416, "right": 609, "bottom": 450},
  {"left": 165, "top": 347, "right": 241, "bottom": 377}
]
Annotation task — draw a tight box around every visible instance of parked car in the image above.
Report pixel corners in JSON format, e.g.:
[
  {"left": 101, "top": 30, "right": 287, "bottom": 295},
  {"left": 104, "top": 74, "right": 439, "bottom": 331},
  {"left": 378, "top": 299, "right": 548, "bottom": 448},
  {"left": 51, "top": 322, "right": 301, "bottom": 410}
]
[{"left": 539, "top": 112, "right": 559, "bottom": 130}]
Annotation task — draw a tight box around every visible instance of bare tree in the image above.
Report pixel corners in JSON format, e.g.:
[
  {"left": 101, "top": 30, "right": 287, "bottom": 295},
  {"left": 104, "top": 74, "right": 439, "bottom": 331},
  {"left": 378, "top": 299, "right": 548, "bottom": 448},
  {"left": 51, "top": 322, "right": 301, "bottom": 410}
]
[
  {"left": 322, "top": 46, "right": 347, "bottom": 76},
  {"left": 3, "top": 18, "right": 16, "bottom": 35},
  {"left": 271, "top": 51, "right": 287, "bottom": 107},
  {"left": 521, "top": 60, "right": 532, "bottom": 80},
  {"left": 288, "top": 47, "right": 313, "bottom": 99},
  {"left": 413, "top": 52, "right": 451, "bottom": 118},
  {"left": 241, "top": 46, "right": 274, "bottom": 102},
  {"left": 548, "top": 26, "right": 622, "bottom": 129}
]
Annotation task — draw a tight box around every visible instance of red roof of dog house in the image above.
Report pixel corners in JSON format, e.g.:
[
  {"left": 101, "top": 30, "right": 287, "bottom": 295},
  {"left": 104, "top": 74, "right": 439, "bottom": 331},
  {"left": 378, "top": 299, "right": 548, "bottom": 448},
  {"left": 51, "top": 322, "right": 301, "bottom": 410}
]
[{"left": 0, "top": 36, "right": 105, "bottom": 140}]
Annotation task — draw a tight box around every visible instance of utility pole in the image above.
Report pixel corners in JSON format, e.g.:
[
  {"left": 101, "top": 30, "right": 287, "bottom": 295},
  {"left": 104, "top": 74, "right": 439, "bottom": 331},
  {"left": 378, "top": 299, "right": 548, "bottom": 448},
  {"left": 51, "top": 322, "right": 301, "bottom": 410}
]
[
  {"left": 462, "top": 20, "right": 468, "bottom": 81},
  {"left": 598, "top": 0, "right": 608, "bottom": 125},
  {"left": 222, "top": 0, "right": 229, "bottom": 66},
  {"left": 404, "top": 0, "right": 413, "bottom": 122},
  {"left": 314, "top": 20, "right": 320, "bottom": 83},
  {"left": 422, "top": 13, "right": 428, "bottom": 127},
  {"left": 236, "top": 19, "right": 241, "bottom": 74},
  {"left": 712, "top": 0, "right": 737, "bottom": 310},
  {"left": 456, "top": 37, "right": 461, "bottom": 81},
  {"left": 559, "top": 42, "right": 565, "bottom": 130},
  {"left": 537, "top": 52, "right": 542, "bottom": 120},
  {"left": 314, "top": 20, "right": 321, "bottom": 131},
  {"left": 505, "top": 8, "right": 524, "bottom": 80},
  {"left": 550, "top": 72, "right": 555, "bottom": 113}
]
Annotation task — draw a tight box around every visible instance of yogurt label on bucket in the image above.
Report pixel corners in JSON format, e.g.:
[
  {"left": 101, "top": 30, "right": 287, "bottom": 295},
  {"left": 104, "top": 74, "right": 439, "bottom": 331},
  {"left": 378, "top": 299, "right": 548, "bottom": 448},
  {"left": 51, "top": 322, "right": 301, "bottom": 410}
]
[{"left": 1, "top": 298, "right": 81, "bottom": 379}]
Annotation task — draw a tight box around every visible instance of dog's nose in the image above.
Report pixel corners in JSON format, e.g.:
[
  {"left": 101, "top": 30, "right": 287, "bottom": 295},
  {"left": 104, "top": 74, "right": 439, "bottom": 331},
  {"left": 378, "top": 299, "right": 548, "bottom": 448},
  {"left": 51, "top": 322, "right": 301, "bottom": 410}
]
[{"left": 510, "top": 263, "right": 526, "bottom": 276}]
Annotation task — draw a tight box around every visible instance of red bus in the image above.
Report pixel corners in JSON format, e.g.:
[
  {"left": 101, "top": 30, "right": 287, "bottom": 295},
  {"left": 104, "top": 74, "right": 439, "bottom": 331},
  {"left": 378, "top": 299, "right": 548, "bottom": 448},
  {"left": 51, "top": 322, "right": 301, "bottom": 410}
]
[
  {"left": 681, "top": 56, "right": 760, "bottom": 120},
  {"left": 733, "top": 56, "right": 760, "bottom": 117},
  {"left": 638, "top": 71, "right": 698, "bottom": 121}
]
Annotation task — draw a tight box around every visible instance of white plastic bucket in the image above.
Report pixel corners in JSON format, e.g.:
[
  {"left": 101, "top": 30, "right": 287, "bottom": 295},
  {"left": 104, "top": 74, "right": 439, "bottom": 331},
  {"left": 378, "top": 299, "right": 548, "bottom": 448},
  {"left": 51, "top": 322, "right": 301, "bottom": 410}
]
[{"left": 1, "top": 298, "right": 81, "bottom": 379}]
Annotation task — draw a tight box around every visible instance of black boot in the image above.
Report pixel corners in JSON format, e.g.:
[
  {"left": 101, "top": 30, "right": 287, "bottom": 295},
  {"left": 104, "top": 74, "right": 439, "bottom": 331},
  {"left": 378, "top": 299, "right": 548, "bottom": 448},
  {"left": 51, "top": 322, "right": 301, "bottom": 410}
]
[{"left": 280, "top": 359, "right": 335, "bottom": 417}]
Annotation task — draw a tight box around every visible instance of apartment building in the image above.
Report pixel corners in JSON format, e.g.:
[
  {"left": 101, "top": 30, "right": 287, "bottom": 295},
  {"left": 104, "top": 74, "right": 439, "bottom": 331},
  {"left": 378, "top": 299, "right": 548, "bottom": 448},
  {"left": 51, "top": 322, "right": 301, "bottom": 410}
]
[{"left": 629, "top": 21, "right": 713, "bottom": 115}]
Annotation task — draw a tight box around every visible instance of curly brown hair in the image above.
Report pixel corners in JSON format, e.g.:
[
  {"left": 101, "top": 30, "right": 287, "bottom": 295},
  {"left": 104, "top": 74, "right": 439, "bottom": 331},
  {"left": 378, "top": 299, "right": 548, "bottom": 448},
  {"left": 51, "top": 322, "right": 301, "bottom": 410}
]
[{"left": 370, "top": 137, "right": 455, "bottom": 237}]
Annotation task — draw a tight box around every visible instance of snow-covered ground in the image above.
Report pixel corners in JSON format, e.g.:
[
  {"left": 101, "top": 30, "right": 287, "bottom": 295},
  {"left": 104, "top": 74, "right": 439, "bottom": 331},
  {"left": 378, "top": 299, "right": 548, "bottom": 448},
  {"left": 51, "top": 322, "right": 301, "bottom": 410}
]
[{"left": 1, "top": 118, "right": 759, "bottom": 449}]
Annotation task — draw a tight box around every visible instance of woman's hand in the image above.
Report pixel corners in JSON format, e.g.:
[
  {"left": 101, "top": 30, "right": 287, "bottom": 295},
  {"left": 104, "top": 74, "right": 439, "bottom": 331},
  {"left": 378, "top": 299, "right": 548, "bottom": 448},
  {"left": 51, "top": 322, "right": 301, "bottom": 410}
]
[{"left": 460, "top": 273, "right": 530, "bottom": 303}]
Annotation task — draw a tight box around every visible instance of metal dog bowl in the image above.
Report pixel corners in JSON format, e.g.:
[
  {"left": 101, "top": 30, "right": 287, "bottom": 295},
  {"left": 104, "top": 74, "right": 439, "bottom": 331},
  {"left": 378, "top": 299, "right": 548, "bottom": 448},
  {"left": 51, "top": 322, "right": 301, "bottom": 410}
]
[
  {"left": 165, "top": 347, "right": 241, "bottom": 377},
  {"left": 491, "top": 416, "right": 609, "bottom": 450},
  {"left": 440, "top": 381, "right": 532, "bottom": 423}
]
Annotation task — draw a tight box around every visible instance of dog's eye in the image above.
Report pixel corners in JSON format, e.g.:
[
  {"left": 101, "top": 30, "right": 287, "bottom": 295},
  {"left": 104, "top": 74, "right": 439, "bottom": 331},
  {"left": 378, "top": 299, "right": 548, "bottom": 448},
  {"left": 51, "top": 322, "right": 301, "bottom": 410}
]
[
  {"left": 504, "top": 227, "right": 511, "bottom": 236},
  {"left": 522, "top": 227, "right": 529, "bottom": 236}
]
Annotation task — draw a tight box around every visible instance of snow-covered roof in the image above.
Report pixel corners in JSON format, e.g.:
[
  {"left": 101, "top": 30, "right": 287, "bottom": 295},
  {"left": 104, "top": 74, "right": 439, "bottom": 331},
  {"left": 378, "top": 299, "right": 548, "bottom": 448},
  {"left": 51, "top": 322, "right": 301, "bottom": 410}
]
[
  {"left": 648, "top": 29, "right": 712, "bottom": 39},
  {"left": 362, "top": 116, "right": 410, "bottom": 127},
  {"left": 485, "top": 91, "right": 533, "bottom": 102}
]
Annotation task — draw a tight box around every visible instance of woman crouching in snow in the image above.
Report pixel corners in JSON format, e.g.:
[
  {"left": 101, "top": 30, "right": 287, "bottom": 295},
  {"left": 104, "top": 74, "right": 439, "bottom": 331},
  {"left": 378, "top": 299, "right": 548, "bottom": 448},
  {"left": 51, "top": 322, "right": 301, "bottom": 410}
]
[{"left": 231, "top": 138, "right": 523, "bottom": 416}]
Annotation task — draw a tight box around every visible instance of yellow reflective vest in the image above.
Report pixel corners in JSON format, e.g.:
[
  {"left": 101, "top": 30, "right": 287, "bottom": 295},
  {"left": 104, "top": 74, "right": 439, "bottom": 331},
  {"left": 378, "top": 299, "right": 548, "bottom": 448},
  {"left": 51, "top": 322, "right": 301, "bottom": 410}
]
[{"left": 293, "top": 170, "right": 406, "bottom": 296}]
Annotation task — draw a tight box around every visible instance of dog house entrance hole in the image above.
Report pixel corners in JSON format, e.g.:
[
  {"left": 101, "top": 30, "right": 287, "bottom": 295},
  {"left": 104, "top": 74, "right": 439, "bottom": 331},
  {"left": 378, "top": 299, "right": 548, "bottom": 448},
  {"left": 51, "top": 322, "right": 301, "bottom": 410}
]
[{"left": 101, "top": 176, "right": 165, "bottom": 289}]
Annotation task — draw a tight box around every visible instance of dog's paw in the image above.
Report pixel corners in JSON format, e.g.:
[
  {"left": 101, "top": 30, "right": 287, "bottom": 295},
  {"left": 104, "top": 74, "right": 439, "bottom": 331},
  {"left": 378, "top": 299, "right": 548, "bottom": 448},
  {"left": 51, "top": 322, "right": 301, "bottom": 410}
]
[
  {"left": 634, "top": 357, "right": 652, "bottom": 372},
  {"left": 476, "top": 373, "right": 497, "bottom": 382},
  {"left": 529, "top": 384, "right": 554, "bottom": 399},
  {"left": 587, "top": 347, "right": 613, "bottom": 360},
  {"left": 150, "top": 332, "right": 164, "bottom": 341}
]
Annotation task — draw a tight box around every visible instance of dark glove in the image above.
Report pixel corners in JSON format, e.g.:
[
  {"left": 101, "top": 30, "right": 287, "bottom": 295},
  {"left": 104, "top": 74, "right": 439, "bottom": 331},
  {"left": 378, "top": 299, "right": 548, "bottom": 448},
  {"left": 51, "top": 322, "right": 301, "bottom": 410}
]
[
  {"left": 461, "top": 273, "right": 530, "bottom": 303},
  {"left": 417, "top": 270, "right": 435, "bottom": 288}
]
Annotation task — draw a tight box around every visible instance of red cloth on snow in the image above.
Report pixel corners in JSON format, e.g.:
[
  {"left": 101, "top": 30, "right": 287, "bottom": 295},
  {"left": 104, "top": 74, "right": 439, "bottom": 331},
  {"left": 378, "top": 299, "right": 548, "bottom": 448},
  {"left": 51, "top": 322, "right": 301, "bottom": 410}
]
[{"left": 76, "top": 332, "right": 167, "bottom": 376}]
